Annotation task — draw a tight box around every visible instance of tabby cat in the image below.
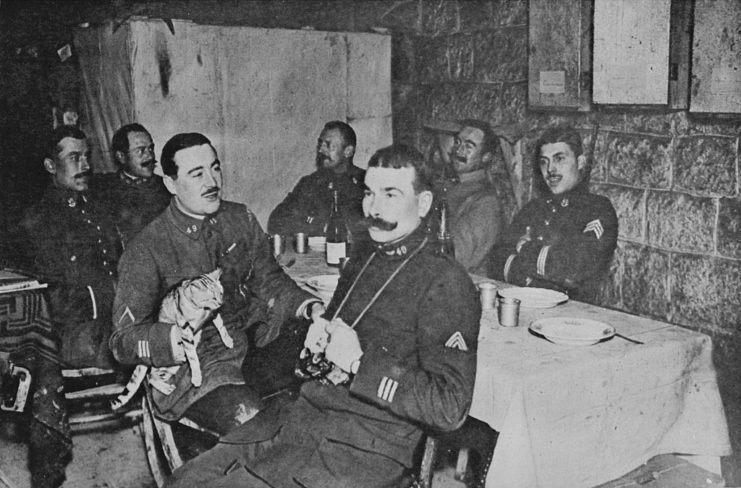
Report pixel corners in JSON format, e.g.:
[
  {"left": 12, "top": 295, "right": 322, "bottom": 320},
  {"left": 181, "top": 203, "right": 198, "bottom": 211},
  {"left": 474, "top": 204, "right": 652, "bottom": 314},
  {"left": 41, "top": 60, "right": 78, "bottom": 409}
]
[{"left": 111, "top": 269, "right": 231, "bottom": 409}]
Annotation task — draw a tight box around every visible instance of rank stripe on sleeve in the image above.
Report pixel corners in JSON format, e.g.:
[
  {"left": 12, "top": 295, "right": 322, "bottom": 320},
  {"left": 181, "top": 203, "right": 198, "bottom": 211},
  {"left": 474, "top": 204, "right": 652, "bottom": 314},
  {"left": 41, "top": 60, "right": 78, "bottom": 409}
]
[
  {"left": 378, "top": 376, "right": 399, "bottom": 402},
  {"left": 583, "top": 220, "right": 604, "bottom": 239}
]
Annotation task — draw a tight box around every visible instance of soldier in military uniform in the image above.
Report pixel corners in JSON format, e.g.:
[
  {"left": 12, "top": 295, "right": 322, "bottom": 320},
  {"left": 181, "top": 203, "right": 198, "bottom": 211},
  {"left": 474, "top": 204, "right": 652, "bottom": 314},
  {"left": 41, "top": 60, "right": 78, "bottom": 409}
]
[
  {"left": 165, "top": 145, "right": 480, "bottom": 488},
  {"left": 487, "top": 127, "right": 618, "bottom": 302},
  {"left": 444, "top": 119, "right": 505, "bottom": 275},
  {"left": 110, "top": 132, "right": 322, "bottom": 435},
  {"left": 93, "top": 123, "right": 170, "bottom": 244},
  {"left": 20, "top": 126, "right": 122, "bottom": 369},
  {"left": 267, "top": 121, "right": 366, "bottom": 237}
]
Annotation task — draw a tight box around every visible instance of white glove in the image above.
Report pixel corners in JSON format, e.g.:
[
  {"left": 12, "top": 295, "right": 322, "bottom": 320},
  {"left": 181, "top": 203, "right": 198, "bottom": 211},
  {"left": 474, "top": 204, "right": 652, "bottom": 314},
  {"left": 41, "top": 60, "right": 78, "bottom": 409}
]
[
  {"left": 325, "top": 318, "right": 363, "bottom": 374},
  {"left": 304, "top": 316, "right": 330, "bottom": 354}
]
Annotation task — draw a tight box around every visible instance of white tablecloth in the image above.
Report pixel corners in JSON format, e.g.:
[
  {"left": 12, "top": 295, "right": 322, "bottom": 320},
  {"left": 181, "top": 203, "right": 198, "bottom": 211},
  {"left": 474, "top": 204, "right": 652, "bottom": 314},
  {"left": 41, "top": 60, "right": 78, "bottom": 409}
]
[
  {"left": 471, "top": 280, "right": 731, "bottom": 488},
  {"left": 284, "top": 252, "right": 731, "bottom": 488}
]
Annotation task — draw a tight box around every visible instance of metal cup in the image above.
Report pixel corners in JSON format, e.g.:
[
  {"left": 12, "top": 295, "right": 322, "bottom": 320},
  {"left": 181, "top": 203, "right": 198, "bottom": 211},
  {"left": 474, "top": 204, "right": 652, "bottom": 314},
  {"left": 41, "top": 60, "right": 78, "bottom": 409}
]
[
  {"left": 271, "top": 234, "right": 285, "bottom": 256},
  {"left": 294, "top": 232, "right": 308, "bottom": 254},
  {"left": 497, "top": 295, "right": 521, "bottom": 327},
  {"left": 478, "top": 282, "right": 497, "bottom": 310}
]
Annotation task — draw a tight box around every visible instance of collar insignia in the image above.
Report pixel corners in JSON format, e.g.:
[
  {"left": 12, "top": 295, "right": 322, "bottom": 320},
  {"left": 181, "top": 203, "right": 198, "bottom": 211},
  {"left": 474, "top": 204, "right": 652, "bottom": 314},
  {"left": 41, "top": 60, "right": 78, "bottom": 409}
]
[
  {"left": 561, "top": 198, "right": 569, "bottom": 207},
  {"left": 445, "top": 331, "right": 468, "bottom": 351},
  {"left": 67, "top": 197, "right": 76, "bottom": 208}
]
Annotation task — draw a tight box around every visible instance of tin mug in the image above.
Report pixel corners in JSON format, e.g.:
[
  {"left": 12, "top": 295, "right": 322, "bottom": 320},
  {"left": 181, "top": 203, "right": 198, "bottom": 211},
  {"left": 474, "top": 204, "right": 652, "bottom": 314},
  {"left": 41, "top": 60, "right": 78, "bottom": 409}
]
[
  {"left": 478, "top": 282, "right": 497, "bottom": 310},
  {"left": 294, "top": 232, "right": 308, "bottom": 254},
  {"left": 271, "top": 234, "right": 285, "bottom": 256},
  {"left": 497, "top": 295, "right": 520, "bottom": 327}
]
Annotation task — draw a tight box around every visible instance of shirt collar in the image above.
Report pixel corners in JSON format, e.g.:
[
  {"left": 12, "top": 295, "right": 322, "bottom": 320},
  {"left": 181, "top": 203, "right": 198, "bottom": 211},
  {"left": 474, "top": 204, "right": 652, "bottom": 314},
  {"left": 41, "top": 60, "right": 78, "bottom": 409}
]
[{"left": 373, "top": 224, "right": 428, "bottom": 260}]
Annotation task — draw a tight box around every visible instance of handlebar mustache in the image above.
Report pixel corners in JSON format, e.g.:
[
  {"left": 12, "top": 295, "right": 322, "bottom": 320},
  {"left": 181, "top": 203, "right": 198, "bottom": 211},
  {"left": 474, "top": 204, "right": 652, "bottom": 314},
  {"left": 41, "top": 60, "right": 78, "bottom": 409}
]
[{"left": 361, "top": 216, "right": 397, "bottom": 231}]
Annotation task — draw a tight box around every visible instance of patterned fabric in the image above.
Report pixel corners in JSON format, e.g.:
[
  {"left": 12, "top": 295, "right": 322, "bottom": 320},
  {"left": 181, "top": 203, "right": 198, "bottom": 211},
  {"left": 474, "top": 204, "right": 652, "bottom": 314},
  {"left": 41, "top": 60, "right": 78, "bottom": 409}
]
[{"left": 0, "top": 290, "right": 71, "bottom": 488}]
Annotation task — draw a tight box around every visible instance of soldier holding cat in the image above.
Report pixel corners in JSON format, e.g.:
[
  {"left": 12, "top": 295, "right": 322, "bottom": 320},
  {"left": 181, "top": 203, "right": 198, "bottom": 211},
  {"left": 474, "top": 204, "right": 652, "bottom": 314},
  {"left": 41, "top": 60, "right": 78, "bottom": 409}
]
[{"left": 110, "top": 132, "right": 322, "bottom": 436}]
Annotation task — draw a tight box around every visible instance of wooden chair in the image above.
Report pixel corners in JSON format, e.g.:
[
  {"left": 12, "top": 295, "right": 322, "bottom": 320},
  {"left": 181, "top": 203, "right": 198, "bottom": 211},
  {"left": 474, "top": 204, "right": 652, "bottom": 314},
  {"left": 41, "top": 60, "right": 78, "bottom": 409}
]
[
  {"left": 140, "top": 391, "right": 221, "bottom": 487},
  {"left": 415, "top": 417, "right": 498, "bottom": 488},
  {"left": 62, "top": 367, "right": 142, "bottom": 432},
  {"left": 141, "top": 384, "right": 300, "bottom": 487}
]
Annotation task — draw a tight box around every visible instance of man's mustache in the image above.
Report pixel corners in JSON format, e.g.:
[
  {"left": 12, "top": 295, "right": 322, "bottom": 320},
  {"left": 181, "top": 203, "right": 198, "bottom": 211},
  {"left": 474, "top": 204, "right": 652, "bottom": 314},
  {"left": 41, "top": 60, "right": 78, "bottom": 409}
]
[
  {"left": 201, "top": 186, "right": 220, "bottom": 197},
  {"left": 75, "top": 171, "right": 92, "bottom": 179},
  {"left": 362, "top": 216, "right": 397, "bottom": 231},
  {"left": 141, "top": 159, "right": 155, "bottom": 168}
]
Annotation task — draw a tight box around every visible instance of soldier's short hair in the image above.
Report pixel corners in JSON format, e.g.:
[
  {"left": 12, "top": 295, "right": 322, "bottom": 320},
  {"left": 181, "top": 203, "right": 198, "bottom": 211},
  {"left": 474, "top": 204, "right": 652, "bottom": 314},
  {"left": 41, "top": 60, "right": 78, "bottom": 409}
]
[
  {"left": 532, "top": 127, "right": 592, "bottom": 192},
  {"left": 160, "top": 132, "right": 214, "bottom": 178},
  {"left": 458, "top": 119, "right": 498, "bottom": 155},
  {"left": 47, "top": 126, "right": 86, "bottom": 160},
  {"left": 367, "top": 144, "right": 433, "bottom": 193},
  {"left": 111, "top": 123, "right": 151, "bottom": 159},
  {"left": 323, "top": 121, "right": 356, "bottom": 149}
]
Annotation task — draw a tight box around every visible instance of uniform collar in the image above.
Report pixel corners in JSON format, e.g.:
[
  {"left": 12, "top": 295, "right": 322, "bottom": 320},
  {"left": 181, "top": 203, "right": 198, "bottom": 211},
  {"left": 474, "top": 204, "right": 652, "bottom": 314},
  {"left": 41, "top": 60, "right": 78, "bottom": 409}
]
[
  {"left": 456, "top": 169, "right": 489, "bottom": 185},
  {"left": 43, "top": 184, "right": 89, "bottom": 208},
  {"left": 545, "top": 181, "right": 589, "bottom": 207},
  {"left": 316, "top": 165, "right": 364, "bottom": 186},
  {"left": 167, "top": 200, "right": 220, "bottom": 239},
  {"left": 119, "top": 169, "right": 157, "bottom": 187},
  {"left": 373, "top": 224, "right": 428, "bottom": 260}
]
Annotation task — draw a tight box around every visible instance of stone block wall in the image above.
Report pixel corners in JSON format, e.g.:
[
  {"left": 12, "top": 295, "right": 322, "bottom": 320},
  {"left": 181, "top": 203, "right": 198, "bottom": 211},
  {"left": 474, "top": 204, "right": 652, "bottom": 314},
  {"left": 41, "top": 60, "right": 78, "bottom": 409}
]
[
  {"left": 397, "top": 0, "right": 741, "bottom": 470},
  {"left": 5, "top": 0, "right": 741, "bottom": 475}
]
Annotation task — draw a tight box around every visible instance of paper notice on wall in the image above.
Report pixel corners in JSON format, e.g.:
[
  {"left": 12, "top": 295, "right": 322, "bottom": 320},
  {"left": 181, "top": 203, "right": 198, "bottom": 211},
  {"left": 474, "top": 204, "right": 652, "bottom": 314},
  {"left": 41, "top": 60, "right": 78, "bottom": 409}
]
[
  {"left": 711, "top": 65, "right": 741, "bottom": 99},
  {"left": 539, "top": 71, "right": 566, "bottom": 94}
]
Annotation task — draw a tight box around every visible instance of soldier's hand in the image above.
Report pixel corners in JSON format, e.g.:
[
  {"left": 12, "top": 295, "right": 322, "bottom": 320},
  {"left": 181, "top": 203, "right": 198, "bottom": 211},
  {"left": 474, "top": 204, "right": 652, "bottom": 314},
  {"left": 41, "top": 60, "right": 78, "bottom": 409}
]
[
  {"left": 325, "top": 318, "right": 363, "bottom": 374},
  {"left": 304, "top": 316, "right": 330, "bottom": 354}
]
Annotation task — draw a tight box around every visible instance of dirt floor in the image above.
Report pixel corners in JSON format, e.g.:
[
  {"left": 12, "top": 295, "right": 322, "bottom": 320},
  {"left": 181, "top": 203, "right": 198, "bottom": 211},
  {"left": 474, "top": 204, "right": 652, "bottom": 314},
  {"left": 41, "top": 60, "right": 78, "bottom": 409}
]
[{"left": 0, "top": 421, "right": 155, "bottom": 488}]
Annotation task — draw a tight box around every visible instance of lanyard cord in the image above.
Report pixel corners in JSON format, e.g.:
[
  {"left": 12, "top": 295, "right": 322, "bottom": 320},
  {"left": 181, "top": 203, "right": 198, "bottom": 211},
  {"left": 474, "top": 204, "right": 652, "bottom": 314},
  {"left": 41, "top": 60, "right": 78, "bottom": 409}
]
[{"left": 331, "top": 237, "right": 429, "bottom": 329}]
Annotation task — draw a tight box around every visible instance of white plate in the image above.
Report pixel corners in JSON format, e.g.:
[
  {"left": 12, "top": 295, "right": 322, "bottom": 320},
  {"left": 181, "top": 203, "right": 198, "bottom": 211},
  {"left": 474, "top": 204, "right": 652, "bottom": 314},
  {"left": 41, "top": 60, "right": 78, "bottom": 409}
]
[
  {"left": 306, "top": 274, "right": 339, "bottom": 291},
  {"left": 497, "top": 287, "right": 568, "bottom": 308},
  {"left": 529, "top": 317, "right": 615, "bottom": 346}
]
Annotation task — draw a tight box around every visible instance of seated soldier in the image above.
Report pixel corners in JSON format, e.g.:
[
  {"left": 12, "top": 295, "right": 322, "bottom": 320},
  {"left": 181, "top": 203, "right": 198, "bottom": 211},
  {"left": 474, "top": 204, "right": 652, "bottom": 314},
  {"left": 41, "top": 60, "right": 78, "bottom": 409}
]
[
  {"left": 110, "top": 132, "right": 322, "bottom": 436},
  {"left": 20, "top": 126, "right": 121, "bottom": 369},
  {"left": 267, "top": 121, "right": 366, "bottom": 238},
  {"left": 93, "top": 123, "right": 170, "bottom": 244},
  {"left": 443, "top": 119, "right": 505, "bottom": 275},
  {"left": 487, "top": 126, "right": 618, "bottom": 302},
  {"left": 164, "top": 144, "right": 480, "bottom": 488}
]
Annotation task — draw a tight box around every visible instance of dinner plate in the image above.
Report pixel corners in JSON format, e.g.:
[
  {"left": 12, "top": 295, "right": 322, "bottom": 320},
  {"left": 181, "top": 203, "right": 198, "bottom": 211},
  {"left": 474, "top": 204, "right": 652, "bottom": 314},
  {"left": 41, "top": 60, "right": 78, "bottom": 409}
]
[
  {"left": 529, "top": 317, "right": 615, "bottom": 346},
  {"left": 497, "top": 287, "right": 568, "bottom": 308},
  {"left": 306, "top": 274, "right": 339, "bottom": 291}
]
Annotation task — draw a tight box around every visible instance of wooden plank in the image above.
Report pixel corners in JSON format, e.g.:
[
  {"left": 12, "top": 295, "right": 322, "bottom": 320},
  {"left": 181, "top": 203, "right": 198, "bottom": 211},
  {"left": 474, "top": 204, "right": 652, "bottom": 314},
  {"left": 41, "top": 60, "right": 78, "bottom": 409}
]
[
  {"left": 593, "top": 0, "right": 671, "bottom": 104},
  {"left": 528, "top": 0, "right": 588, "bottom": 110},
  {"left": 668, "top": 0, "right": 691, "bottom": 109},
  {"left": 690, "top": 0, "right": 741, "bottom": 113}
]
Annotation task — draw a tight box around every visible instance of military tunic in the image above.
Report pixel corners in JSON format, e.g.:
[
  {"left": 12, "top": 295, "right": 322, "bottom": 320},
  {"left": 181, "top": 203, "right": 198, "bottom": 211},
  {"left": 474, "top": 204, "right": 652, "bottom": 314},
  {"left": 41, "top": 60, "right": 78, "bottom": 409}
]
[
  {"left": 487, "top": 183, "right": 618, "bottom": 302},
  {"left": 267, "top": 165, "right": 366, "bottom": 236},
  {"left": 446, "top": 169, "right": 504, "bottom": 275},
  {"left": 20, "top": 185, "right": 122, "bottom": 368},
  {"left": 110, "top": 200, "right": 315, "bottom": 419},
  {"left": 165, "top": 226, "right": 481, "bottom": 488},
  {"left": 93, "top": 170, "right": 171, "bottom": 244}
]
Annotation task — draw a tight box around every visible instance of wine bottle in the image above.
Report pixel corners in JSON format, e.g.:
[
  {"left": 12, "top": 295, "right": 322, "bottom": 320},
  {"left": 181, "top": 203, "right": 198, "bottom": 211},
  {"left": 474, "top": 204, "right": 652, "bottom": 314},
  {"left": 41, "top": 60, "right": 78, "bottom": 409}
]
[
  {"left": 436, "top": 198, "right": 455, "bottom": 256},
  {"left": 326, "top": 189, "right": 350, "bottom": 266}
]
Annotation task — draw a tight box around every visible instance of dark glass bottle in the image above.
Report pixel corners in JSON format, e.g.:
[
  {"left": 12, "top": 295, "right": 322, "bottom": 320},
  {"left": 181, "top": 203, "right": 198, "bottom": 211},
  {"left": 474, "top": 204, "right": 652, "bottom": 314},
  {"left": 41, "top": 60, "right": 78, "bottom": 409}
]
[
  {"left": 436, "top": 198, "right": 455, "bottom": 256},
  {"left": 326, "top": 189, "right": 351, "bottom": 266}
]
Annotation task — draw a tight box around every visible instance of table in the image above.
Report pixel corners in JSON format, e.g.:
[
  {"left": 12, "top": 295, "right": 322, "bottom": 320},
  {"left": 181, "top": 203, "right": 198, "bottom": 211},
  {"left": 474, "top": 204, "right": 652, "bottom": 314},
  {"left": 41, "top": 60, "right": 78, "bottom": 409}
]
[
  {"left": 283, "top": 250, "right": 731, "bottom": 488},
  {"left": 469, "top": 278, "right": 730, "bottom": 488},
  {"left": 0, "top": 289, "right": 71, "bottom": 488}
]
